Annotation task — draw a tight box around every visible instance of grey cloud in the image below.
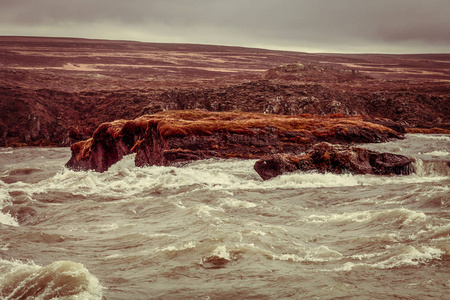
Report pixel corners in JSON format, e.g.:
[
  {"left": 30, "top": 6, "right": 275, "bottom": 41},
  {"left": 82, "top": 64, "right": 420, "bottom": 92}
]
[{"left": 1, "top": 0, "right": 449, "bottom": 53}]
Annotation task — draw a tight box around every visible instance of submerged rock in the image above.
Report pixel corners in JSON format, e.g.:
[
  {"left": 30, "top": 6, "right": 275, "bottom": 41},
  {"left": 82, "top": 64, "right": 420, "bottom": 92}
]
[
  {"left": 66, "top": 110, "right": 403, "bottom": 172},
  {"left": 254, "top": 142, "right": 415, "bottom": 180}
]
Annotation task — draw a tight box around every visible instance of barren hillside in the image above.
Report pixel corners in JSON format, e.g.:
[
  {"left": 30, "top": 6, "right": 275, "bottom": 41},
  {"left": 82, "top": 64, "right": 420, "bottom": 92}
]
[{"left": 1, "top": 36, "right": 449, "bottom": 146}]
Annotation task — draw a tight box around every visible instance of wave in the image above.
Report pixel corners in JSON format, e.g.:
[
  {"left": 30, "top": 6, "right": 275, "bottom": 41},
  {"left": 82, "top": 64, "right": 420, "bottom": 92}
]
[
  {"left": 1, "top": 166, "right": 55, "bottom": 185},
  {"left": 270, "top": 245, "right": 344, "bottom": 263},
  {"left": 0, "top": 183, "right": 18, "bottom": 227},
  {"left": 200, "top": 243, "right": 343, "bottom": 269},
  {"left": 336, "top": 245, "right": 444, "bottom": 271},
  {"left": 4, "top": 167, "right": 43, "bottom": 176},
  {"left": 0, "top": 259, "right": 103, "bottom": 299},
  {"left": 414, "top": 159, "right": 450, "bottom": 177},
  {"left": 302, "top": 207, "right": 427, "bottom": 227},
  {"left": 198, "top": 242, "right": 345, "bottom": 269},
  {"left": 411, "top": 134, "right": 450, "bottom": 142},
  {"left": 2, "top": 157, "right": 447, "bottom": 212},
  {"left": 201, "top": 245, "right": 236, "bottom": 269},
  {"left": 0, "top": 149, "right": 14, "bottom": 155},
  {"left": 423, "top": 150, "right": 450, "bottom": 157},
  {"left": 219, "top": 197, "right": 257, "bottom": 209},
  {"left": 143, "top": 228, "right": 448, "bottom": 272},
  {"left": 0, "top": 212, "right": 17, "bottom": 227},
  {"left": 412, "top": 223, "right": 450, "bottom": 242}
]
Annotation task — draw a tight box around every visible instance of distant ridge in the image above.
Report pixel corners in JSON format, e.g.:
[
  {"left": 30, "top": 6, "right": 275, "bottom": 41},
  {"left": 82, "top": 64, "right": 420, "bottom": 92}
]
[{"left": 0, "top": 36, "right": 449, "bottom": 147}]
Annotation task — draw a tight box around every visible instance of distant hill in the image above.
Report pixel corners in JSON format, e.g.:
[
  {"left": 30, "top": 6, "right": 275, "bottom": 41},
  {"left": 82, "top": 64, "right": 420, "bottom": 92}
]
[{"left": 0, "top": 36, "right": 449, "bottom": 146}]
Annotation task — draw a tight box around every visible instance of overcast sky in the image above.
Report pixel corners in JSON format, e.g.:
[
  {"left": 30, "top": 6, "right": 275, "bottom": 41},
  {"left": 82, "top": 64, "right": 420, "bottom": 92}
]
[{"left": 1, "top": 0, "right": 449, "bottom": 53}]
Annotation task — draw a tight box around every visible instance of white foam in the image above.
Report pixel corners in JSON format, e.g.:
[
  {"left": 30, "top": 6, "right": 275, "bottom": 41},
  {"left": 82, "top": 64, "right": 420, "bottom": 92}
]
[
  {"left": 0, "top": 182, "right": 11, "bottom": 202},
  {"left": 195, "top": 204, "right": 224, "bottom": 217},
  {"left": 3, "top": 153, "right": 446, "bottom": 208},
  {"left": 34, "top": 158, "right": 252, "bottom": 199},
  {"left": 362, "top": 173, "right": 448, "bottom": 186},
  {"left": 333, "top": 245, "right": 443, "bottom": 271},
  {"left": 376, "top": 245, "right": 443, "bottom": 269},
  {"left": 271, "top": 245, "right": 343, "bottom": 263},
  {"left": 249, "top": 230, "right": 267, "bottom": 236},
  {"left": 219, "top": 197, "right": 256, "bottom": 209},
  {"left": 97, "top": 223, "right": 119, "bottom": 232},
  {"left": 412, "top": 134, "right": 450, "bottom": 142},
  {"left": 0, "top": 211, "right": 18, "bottom": 227},
  {"left": 304, "top": 245, "right": 344, "bottom": 262},
  {"left": 0, "top": 260, "right": 103, "bottom": 300},
  {"left": 413, "top": 159, "right": 450, "bottom": 178},
  {"left": 423, "top": 150, "right": 450, "bottom": 157},
  {"left": 349, "top": 250, "right": 390, "bottom": 261},
  {"left": 334, "top": 262, "right": 366, "bottom": 271},
  {"left": 0, "top": 150, "right": 14, "bottom": 155},
  {"left": 210, "top": 245, "right": 232, "bottom": 261},
  {"left": 411, "top": 223, "right": 450, "bottom": 241},
  {"left": 304, "top": 211, "right": 374, "bottom": 224},
  {"left": 155, "top": 241, "right": 196, "bottom": 253},
  {"left": 0, "top": 243, "right": 10, "bottom": 251},
  {"left": 0, "top": 184, "right": 18, "bottom": 227},
  {"left": 303, "top": 208, "right": 427, "bottom": 226},
  {"left": 268, "top": 172, "right": 361, "bottom": 188}
]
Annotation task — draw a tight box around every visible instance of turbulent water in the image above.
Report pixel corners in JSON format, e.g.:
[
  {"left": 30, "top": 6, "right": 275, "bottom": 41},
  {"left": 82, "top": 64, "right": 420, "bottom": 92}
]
[{"left": 0, "top": 134, "right": 449, "bottom": 299}]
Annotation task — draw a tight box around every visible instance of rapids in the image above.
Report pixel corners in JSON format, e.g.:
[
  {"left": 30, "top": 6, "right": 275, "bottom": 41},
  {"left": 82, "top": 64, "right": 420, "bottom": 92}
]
[{"left": 0, "top": 134, "right": 449, "bottom": 299}]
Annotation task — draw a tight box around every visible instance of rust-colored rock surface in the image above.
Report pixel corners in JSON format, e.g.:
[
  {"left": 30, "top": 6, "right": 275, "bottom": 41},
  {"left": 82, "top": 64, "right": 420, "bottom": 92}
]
[
  {"left": 254, "top": 142, "right": 415, "bottom": 180},
  {"left": 65, "top": 110, "right": 403, "bottom": 172},
  {"left": 1, "top": 37, "right": 449, "bottom": 147}
]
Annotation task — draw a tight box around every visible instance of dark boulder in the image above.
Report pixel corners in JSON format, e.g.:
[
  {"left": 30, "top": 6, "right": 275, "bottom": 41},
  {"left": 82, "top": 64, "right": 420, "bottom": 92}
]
[{"left": 254, "top": 142, "right": 415, "bottom": 180}]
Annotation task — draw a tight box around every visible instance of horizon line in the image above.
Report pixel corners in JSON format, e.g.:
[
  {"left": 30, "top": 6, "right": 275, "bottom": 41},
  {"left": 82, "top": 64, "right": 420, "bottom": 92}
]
[{"left": 1, "top": 35, "right": 449, "bottom": 56}]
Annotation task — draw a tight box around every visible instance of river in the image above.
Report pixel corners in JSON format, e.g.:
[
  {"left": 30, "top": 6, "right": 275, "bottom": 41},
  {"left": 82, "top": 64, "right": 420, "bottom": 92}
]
[{"left": 0, "top": 134, "right": 449, "bottom": 299}]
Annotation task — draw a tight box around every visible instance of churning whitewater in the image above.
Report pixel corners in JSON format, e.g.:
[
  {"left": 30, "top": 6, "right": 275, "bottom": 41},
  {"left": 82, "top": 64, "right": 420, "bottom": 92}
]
[{"left": 0, "top": 134, "right": 449, "bottom": 299}]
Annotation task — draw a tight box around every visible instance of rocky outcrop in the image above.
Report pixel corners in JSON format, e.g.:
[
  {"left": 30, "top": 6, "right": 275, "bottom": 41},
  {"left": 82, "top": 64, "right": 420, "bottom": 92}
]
[
  {"left": 262, "top": 62, "right": 370, "bottom": 83},
  {"left": 254, "top": 142, "right": 415, "bottom": 180},
  {"left": 65, "top": 118, "right": 148, "bottom": 172},
  {"left": 65, "top": 110, "right": 403, "bottom": 172},
  {"left": 0, "top": 83, "right": 154, "bottom": 147},
  {"left": 159, "top": 80, "right": 450, "bottom": 130}
]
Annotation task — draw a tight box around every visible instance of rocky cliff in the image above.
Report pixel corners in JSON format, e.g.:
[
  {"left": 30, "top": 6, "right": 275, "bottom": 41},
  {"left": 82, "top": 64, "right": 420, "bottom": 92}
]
[{"left": 65, "top": 110, "right": 404, "bottom": 173}]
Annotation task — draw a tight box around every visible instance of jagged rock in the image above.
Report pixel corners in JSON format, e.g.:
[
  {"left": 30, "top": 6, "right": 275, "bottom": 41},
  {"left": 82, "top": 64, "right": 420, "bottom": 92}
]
[
  {"left": 65, "top": 119, "right": 144, "bottom": 172},
  {"left": 65, "top": 110, "right": 403, "bottom": 172},
  {"left": 254, "top": 142, "right": 415, "bottom": 180},
  {"left": 363, "top": 117, "right": 406, "bottom": 134}
]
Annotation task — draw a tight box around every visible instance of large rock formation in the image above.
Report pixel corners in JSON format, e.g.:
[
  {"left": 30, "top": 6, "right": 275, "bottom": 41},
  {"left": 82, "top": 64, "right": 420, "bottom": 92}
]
[
  {"left": 65, "top": 110, "right": 403, "bottom": 172},
  {"left": 254, "top": 142, "right": 415, "bottom": 180}
]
